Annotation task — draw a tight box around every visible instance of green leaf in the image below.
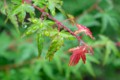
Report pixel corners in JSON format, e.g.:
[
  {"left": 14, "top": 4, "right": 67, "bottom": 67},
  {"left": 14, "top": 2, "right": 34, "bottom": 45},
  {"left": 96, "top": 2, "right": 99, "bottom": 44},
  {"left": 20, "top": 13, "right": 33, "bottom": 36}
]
[
  {"left": 11, "top": 0, "right": 21, "bottom": 5},
  {"left": 87, "top": 55, "right": 100, "bottom": 64},
  {"left": 103, "top": 41, "right": 119, "bottom": 65},
  {"left": 77, "top": 14, "right": 99, "bottom": 27},
  {"left": 22, "top": 24, "right": 40, "bottom": 37},
  {"left": 0, "top": 1, "right": 6, "bottom": 15},
  {"left": 60, "top": 31, "right": 75, "bottom": 40},
  {"left": 65, "top": 67, "right": 71, "bottom": 79},
  {"left": 85, "top": 61, "right": 95, "bottom": 77},
  {"left": 8, "top": 14, "right": 20, "bottom": 34},
  {"left": 37, "top": 33, "right": 44, "bottom": 57},
  {"left": 46, "top": 35, "right": 63, "bottom": 61},
  {"left": 43, "top": 64, "right": 54, "bottom": 79},
  {"left": 101, "top": 13, "right": 108, "bottom": 32},
  {"left": 12, "top": 4, "right": 34, "bottom": 23},
  {"left": 48, "top": 0, "right": 63, "bottom": 16},
  {"left": 18, "top": 10, "right": 26, "bottom": 22},
  {"left": 96, "top": 11, "right": 119, "bottom": 32},
  {"left": 103, "top": 42, "right": 111, "bottom": 65},
  {"left": 12, "top": 4, "right": 34, "bottom": 15},
  {"left": 48, "top": 0, "right": 56, "bottom": 16},
  {"left": 33, "top": 0, "right": 48, "bottom": 8},
  {"left": 54, "top": 55, "right": 62, "bottom": 72}
]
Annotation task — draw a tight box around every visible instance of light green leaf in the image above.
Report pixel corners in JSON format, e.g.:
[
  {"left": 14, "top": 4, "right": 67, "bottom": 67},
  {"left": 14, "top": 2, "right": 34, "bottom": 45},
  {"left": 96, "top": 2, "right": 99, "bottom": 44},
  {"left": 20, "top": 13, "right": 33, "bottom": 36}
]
[
  {"left": 46, "top": 35, "right": 63, "bottom": 61},
  {"left": 85, "top": 61, "right": 95, "bottom": 77},
  {"left": 43, "top": 64, "right": 54, "bottom": 79},
  {"left": 22, "top": 24, "right": 40, "bottom": 37},
  {"left": 37, "top": 33, "right": 44, "bottom": 58}
]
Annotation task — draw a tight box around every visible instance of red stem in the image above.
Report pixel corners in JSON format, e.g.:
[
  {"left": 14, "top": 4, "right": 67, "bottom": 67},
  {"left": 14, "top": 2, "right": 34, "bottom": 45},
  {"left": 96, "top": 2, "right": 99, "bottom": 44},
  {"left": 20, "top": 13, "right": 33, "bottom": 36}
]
[{"left": 32, "top": 5, "right": 81, "bottom": 42}]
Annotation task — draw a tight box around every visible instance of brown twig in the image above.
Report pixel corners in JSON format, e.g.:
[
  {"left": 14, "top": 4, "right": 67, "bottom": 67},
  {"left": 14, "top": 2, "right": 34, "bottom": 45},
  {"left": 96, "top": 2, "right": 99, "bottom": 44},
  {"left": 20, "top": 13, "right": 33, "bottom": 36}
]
[
  {"left": 32, "top": 4, "right": 81, "bottom": 42},
  {"left": 0, "top": 0, "right": 96, "bottom": 70}
]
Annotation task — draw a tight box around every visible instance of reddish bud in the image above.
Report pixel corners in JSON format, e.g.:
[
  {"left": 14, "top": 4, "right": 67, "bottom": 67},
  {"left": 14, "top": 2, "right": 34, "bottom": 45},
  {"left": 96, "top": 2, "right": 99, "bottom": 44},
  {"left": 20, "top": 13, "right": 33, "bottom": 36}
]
[{"left": 74, "top": 24, "right": 94, "bottom": 39}]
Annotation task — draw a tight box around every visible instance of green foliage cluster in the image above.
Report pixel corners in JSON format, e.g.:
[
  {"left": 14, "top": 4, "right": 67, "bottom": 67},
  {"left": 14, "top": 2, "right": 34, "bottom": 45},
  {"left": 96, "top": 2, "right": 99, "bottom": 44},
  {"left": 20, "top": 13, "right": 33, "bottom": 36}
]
[
  {"left": 0, "top": 0, "right": 120, "bottom": 80},
  {"left": 0, "top": 0, "right": 75, "bottom": 61}
]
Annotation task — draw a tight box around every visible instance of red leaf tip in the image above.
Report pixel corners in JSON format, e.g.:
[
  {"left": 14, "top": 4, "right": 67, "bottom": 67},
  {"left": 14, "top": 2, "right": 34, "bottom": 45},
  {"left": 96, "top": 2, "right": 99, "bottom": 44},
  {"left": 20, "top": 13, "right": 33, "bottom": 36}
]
[
  {"left": 68, "top": 45, "right": 93, "bottom": 66},
  {"left": 75, "top": 24, "right": 94, "bottom": 39}
]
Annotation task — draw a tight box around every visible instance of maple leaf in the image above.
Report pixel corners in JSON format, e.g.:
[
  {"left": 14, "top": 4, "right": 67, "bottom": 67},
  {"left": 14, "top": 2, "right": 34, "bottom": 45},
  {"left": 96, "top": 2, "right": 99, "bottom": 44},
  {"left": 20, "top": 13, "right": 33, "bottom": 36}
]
[
  {"left": 74, "top": 24, "right": 94, "bottom": 39},
  {"left": 68, "top": 45, "right": 93, "bottom": 66}
]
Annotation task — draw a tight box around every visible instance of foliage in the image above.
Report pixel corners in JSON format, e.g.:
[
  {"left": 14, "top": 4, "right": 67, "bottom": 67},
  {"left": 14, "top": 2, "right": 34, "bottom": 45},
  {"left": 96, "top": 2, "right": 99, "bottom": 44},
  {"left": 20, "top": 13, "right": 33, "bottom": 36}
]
[
  {"left": 0, "top": 0, "right": 120, "bottom": 80},
  {"left": 0, "top": 0, "right": 94, "bottom": 65}
]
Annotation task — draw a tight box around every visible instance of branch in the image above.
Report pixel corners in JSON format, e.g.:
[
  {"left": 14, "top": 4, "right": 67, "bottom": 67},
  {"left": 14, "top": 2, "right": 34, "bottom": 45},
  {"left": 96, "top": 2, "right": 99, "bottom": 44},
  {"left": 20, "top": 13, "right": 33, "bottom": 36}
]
[{"left": 32, "top": 4, "right": 81, "bottom": 42}]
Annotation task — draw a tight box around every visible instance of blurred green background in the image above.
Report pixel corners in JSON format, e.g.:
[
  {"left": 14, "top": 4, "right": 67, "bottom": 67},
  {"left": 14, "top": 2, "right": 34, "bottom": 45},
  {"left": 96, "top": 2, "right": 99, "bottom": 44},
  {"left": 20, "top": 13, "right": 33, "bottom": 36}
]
[{"left": 0, "top": 0, "right": 120, "bottom": 80}]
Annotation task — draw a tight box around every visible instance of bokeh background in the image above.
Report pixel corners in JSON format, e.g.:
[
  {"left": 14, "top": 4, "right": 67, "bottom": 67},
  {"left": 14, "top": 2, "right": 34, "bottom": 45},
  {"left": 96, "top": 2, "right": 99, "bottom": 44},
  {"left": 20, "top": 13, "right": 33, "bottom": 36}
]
[{"left": 0, "top": 0, "right": 120, "bottom": 80}]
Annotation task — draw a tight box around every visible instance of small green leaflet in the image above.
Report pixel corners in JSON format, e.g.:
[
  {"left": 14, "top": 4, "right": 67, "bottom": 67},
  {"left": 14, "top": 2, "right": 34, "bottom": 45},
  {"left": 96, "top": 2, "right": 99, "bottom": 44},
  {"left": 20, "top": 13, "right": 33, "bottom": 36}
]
[
  {"left": 48, "top": 0, "right": 63, "bottom": 16},
  {"left": 37, "top": 33, "right": 44, "bottom": 58},
  {"left": 22, "top": 24, "right": 40, "bottom": 37},
  {"left": 12, "top": 3, "right": 35, "bottom": 22},
  {"left": 46, "top": 35, "right": 64, "bottom": 61}
]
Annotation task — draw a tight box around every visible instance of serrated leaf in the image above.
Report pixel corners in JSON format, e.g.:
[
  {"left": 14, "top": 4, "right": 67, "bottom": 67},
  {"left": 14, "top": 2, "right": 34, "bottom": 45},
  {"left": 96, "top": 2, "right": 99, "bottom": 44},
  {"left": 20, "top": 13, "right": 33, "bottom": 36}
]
[
  {"left": 48, "top": 0, "right": 56, "bottom": 16},
  {"left": 11, "top": 0, "right": 21, "bottom": 5},
  {"left": 37, "top": 33, "right": 44, "bottom": 57},
  {"left": 56, "top": 4, "right": 66, "bottom": 16},
  {"left": 12, "top": 4, "right": 34, "bottom": 23},
  {"left": 46, "top": 35, "right": 63, "bottom": 61},
  {"left": 99, "top": 11, "right": 119, "bottom": 32},
  {"left": 65, "top": 67, "right": 71, "bottom": 79},
  {"left": 48, "top": 0, "right": 63, "bottom": 16},
  {"left": 60, "top": 31, "right": 75, "bottom": 40},
  {"left": 77, "top": 14, "right": 99, "bottom": 27},
  {"left": 103, "top": 41, "right": 119, "bottom": 65},
  {"left": 8, "top": 15, "right": 20, "bottom": 34},
  {"left": 43, "top": 64, "right": 54, "bottom": 79},
  {"left": 103, "top": 42, "right": 111, "bottom": 65},
  {"left": 54, "top": 55, "right": 62, "bottom": 72},
  {"left": 85, "top": 61, "right": 95, "bottom": 77},
  {"left": 0, "top": 1, "right": 6, "bottom": 15},
  {"left": 33, "top": 0, "right": 48, "bottom": 8},
  {"left": 23, "top": 24, "right": 40, "bottom": 37},
  {"left": 101, "top": 13, "right": 109, "bottom": 32},
  {"left": 12, "top": 4, "right": 34, "bottom": 15},
  {"left": 18, "top": 10, "right": 26, "bottom": 22},
  {"left": 87, "top": 55, "right": 99, "bottom": 64}
]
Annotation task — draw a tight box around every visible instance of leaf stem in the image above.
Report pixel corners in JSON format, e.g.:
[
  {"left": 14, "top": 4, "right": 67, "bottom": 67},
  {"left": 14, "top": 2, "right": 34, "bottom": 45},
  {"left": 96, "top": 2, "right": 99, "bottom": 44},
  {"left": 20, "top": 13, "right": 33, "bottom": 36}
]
[{"left": 32, "top": 4, "right": 81, "bottom": 42}]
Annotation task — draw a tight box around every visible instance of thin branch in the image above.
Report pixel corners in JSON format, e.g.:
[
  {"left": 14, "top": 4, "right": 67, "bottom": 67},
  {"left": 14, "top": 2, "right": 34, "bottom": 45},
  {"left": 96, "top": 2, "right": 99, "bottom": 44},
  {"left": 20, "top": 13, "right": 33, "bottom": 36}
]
[{"left": 32, "top": 4, "right": 81, "bottom": 42}]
